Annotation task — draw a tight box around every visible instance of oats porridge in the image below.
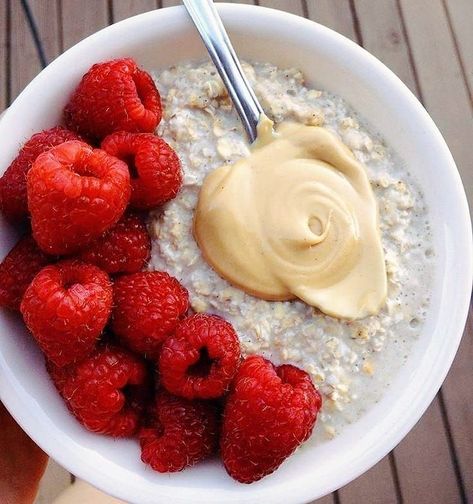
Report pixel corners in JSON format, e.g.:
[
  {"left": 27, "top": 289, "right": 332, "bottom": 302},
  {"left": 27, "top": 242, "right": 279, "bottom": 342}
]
[{"left": 148, "top": 61, "right": 434, "bottom": 440}]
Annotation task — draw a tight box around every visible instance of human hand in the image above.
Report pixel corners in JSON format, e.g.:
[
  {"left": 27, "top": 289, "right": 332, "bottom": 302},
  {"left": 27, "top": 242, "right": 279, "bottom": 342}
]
[{"left": 0, "top": 402, "right": 48, "bottom": 504}]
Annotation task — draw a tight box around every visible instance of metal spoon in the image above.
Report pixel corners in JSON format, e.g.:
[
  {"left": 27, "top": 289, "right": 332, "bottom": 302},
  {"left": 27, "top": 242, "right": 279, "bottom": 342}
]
[{"left": 182, "top": 0, "right": 264, "bottom": 143}]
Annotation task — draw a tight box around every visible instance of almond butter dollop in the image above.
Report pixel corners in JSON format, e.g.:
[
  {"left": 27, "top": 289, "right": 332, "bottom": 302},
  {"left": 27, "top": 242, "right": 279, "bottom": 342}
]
[{"left": 194, "top": 115, "right": 387, "bottom": 319}]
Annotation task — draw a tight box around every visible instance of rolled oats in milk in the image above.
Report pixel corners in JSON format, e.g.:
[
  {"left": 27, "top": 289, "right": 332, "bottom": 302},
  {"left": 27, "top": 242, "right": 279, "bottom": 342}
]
[{"left": 148, "top": 61, "right": 434, "bottom": 440}]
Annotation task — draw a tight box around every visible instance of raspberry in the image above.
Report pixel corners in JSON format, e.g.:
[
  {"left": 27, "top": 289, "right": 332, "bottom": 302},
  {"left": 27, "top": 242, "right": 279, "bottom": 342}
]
[
  {"left": 21, "top": 260, "right": 113, "bottom": 367},
  {"left": 111, "top": 271, "right": 189, "bottom": 358},
  {"left": 101, "top": 132, "right": 182, "bottom": 209},
  {"left": 78, "top": 213, "right": 151, "bottom": 274},
  {"left": 47, "top": 344, "right": 150, "bottom": 437},
  {"left": 139, "top": 389, "right": 219, "bottom": 472},
  {"left": 0, "top": 127, "right": 81, "bottom": 222},
  {"left": 27, "top": 141, "right": 131, "bottom": 255},
  {"left": 0, "top": 235, "right": 51, "bottom": 311},
  {"left": 159, "top": 314, "right": 240, "bottom": 399},
  {"left": 221, "top": 355, "right": 322, "bottom": 483},
  {"left": 64, "top": 58, "right": 162, "bottom": 140}
]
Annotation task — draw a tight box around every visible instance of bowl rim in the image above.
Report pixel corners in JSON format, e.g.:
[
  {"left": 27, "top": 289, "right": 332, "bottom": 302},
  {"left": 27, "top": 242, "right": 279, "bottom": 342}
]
[{"left": 0, "top": 3, "right": 472, "bottom": 503}]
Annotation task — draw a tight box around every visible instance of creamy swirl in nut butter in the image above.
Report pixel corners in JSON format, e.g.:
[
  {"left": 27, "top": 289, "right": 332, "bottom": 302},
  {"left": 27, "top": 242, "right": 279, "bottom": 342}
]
[{"left": 194, "top": 115, "right": 387, "bottom": 319}]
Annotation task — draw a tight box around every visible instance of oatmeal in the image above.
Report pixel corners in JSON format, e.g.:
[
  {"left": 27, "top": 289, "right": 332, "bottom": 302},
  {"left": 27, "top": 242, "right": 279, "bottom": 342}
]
[{"left": 148, "top": 61, "right": 434, "bottom": 439}]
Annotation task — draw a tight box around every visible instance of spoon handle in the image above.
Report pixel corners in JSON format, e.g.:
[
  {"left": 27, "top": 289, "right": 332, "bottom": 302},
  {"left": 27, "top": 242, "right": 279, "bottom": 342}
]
[{"left": 182, "top": 0, "right": 263, "bottom": 142}]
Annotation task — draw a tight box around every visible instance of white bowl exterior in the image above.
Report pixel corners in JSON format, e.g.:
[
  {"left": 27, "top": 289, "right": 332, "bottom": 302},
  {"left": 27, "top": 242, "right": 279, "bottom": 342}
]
[{"left": 0, "top": 5, "right": 471, "bottom": 503}]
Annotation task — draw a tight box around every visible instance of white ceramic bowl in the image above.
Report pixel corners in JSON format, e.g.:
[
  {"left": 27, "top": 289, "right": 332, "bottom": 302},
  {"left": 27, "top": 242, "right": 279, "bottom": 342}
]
[{"left": 0, "top": 4, "right": 471, "bottom": 503}]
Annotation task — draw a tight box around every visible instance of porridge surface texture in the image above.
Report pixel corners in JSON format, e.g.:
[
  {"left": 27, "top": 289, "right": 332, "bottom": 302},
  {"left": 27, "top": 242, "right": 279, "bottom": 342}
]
[{"left": 148, "top": 61, "right": 434, "bottom": 440}]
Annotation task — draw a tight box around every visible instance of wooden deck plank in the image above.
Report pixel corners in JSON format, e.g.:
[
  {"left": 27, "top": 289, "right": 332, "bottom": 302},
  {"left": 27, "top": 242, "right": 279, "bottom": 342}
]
[
  {"left": 9, "top": 0, "right": 62, "bottom": 102},
  {"left": 9, "top": 0, "right": 60, "bottom": 101},
  {"left": 310, "top": 494, "right": 336, "bottom": 504},
  {"left": 394, "top": 400, "right": 462, "bottom": 503},
  {"left": 0, "top": 0, "right": 8, "bottom": 110},
  {"left": 112, "top": 0, "right": 158, "bottom": 22},
  {"left": 441, "top": 305, "right": 473, "bottom": 499},
  {"left": 34, "top": 460, "right": 72, "bottom": 504},
  {"left": 444, "top": 0, "right": 473, "bottom": 100},
  {"left": 399, "top": 0, "right": 473, "bottom": 209},
  {"left": 29, "top": 0, "right": 61, "bottom": 63},
  {"left": 338, "top": 457, "right": 398, "bottom": 504},
  {"left": 306, "top": 0, "right": 357, "bottom": 42},
  {"left": 160, "top": 0, "right": 181, "bottom": 7},
  {"left": 9, "top": 0, "right": 42, "bottom": 101},
  {"left": 258, "top": 0, "right": 304, "bottom": 16},
  {"left": 60, "top": 0, "right": 109, "bottom": 50},
  {"left": 354, "top": 0, "right": 418, "bottom": 94}
]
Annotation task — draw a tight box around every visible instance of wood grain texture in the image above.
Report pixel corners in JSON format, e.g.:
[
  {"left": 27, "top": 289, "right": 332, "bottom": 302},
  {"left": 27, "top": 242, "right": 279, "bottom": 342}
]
[
  {"left": 9, "top": 0, "right": 60, "bottom": 105},
  {"left": 60, "top": 0, "right": 109, "bottom": 50},
  {"left": 306, "top": 0, "right": 357, "bottom": 42},
  {"left": 338, "top": 457, "right": 398, "bottom": 504},
  {"left": 442, "top": 305, "right": 473, "bottom": 498},
  {"left": 160, "top": 0, "right": 181, "bottom": 7},
  {"left": 112, "top": 0, "right": 158, "bottom": 22},
  {"left": 0, "top": 0, "right": 8, "bottom": 109},
  {"left": 395, "top": 399, "right": 462, "bottom": 503},
  {"left": 310, "top": 494, "right": 335, "bottom": 504},
  {"left": 354, "top": 0, "right": 418, "bottom": 93},
  {"left": 258, "top": 0, "right": 304, "bottom": 16},
  {"left": 29, "top": 0, "right": 61, "bottom": 62},
  {"left": 444, "top": 0, "right": 473, "bottom": 100},
  {"left": 34, "top": 460, "right": 72, "bottom": 504},
  {"left": 399, "top": 0, "right": 473, "bottom": 210},
  {"left": 9, "top": 0, "right": 42, "bottom": 100}
]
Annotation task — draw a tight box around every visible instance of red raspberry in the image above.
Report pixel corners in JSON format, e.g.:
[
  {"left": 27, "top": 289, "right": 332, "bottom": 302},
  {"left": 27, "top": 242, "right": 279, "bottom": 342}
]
[
  {"left": 111, "top": 271, "right": 189, "bottom": 358},
  {"left": 0, "top": 235, "right": 51, "bottom": 311},
  {"left": 21, "top": 260, "right": 113, "bottom": 367},
  {"left": 47, "top": 344, "right": 150, "bottom": 437},
  {"left": 27, "top": 140, "right": 131, "bottom": 255},
  {"left": 159, "top": 314, "right": 240, "bottom": 399},
  {"left": 0, "top": 127, "right": 81, "bottom": 222},
  {"left": 101, "top": 132, "right": 182, "bottom": 209},
  {"left": 221, "top": 355, "right": 322, "bottom": 483},
  {"left": 64, "top": 58, "right": 162, "bottom": 141},
  {"left": 78, "top": 213, "right": 151, "bottom": 274},
  {"left": 139, "top": 389, "right": 219, "bottom": 472}
]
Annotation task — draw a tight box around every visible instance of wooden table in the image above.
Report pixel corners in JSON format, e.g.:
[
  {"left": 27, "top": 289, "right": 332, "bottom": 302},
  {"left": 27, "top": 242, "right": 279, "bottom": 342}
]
[{"left": 2, "top": 1, "right": 471, "bottom": 503}]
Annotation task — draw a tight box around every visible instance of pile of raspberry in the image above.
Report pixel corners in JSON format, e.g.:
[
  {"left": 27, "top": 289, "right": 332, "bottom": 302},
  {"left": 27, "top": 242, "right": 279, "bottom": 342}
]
[{"left": 0, "top": 58, "right": 322, "bottom": 484}]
